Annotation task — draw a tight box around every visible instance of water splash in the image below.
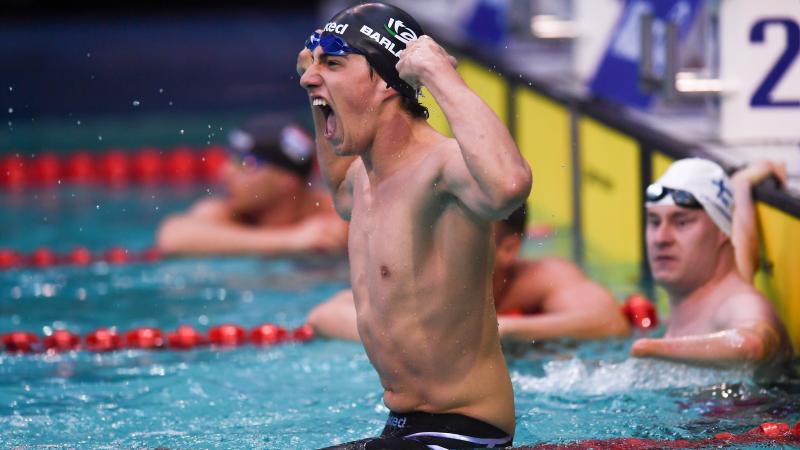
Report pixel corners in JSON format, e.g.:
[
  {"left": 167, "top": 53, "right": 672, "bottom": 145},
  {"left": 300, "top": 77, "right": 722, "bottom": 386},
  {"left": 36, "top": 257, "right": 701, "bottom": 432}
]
[{"left": 513, "top": 357, "right": 751, "bottom": 395}]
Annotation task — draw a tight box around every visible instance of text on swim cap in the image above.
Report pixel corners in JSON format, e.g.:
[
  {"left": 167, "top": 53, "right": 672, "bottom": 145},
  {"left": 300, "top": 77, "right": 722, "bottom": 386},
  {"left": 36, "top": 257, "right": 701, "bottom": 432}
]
[
  {"left": 324, "top": 22, "right": 349, "bottom": 35},
  {"left": 359, "top": 25, "right": 402, "bottom": 57},
  {"left": 385, "top": 18, "right": 417, "bottom": 44}
]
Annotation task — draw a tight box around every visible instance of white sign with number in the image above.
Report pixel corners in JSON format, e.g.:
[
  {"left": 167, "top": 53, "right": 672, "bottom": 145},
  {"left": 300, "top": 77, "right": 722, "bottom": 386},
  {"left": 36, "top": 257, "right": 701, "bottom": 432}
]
[
  {"left": 720, "top": 0, "right": 800, "bottom": 143},
  {"left": 573, "top": 0, "right": 624, "bottom": 82}
]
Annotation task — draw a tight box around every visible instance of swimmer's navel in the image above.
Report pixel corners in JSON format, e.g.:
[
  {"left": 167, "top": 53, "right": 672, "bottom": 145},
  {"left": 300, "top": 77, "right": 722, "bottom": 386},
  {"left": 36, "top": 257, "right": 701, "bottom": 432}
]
[{"left": 380, "top": 265, "right": 391, "bottom": 278}]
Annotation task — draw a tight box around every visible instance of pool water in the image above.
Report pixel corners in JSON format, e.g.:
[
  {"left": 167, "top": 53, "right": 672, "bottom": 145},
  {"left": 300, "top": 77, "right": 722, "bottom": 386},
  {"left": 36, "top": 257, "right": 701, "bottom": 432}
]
[{"left": 1, "top": 185, "right": 799, "bottom": 449}]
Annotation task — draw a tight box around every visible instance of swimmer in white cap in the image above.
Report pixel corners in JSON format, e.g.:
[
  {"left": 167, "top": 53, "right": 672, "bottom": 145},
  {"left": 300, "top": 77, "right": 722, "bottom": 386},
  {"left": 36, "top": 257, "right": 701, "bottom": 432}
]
[{"left": 632, "top": 158, "right": 792, "bottom": 372}]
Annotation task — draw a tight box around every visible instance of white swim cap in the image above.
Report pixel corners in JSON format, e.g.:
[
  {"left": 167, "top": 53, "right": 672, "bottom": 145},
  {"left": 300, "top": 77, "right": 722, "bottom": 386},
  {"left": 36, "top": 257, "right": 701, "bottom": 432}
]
[{"left": 647, "top": 158, "right": 734, "bottom": 236}]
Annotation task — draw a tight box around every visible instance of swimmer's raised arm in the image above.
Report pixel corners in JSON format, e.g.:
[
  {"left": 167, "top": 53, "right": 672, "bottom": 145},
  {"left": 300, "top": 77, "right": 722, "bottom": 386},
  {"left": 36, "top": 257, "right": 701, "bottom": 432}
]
[
  {"left": 397, "top": 36, "right": 531, "bottom": 219},
  {"left": 298, "top": 46, "right": 357, "bottom": 219},
  {"left": 730, "top": 160, "right": 787, "bottom": 281}
]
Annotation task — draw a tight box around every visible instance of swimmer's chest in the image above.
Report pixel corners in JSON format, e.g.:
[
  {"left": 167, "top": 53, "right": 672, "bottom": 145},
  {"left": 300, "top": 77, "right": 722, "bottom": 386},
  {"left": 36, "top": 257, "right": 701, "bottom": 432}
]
[{"left": 348, "top": 163, "right": 455, "bottom": 275}]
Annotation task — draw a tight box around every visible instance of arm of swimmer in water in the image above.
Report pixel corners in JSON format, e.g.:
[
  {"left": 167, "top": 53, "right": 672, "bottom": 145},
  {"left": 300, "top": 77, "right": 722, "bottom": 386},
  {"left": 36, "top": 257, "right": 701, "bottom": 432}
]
[
  {"left": 397, "top": 36, "right": 531, "bottom": 219},
  {"left": 630, "top": 326, "right": 781, "bottom": 367},
  {"left": 499, "top": 310, "right": 629, "bottom": 342},
  {"left": 156, "top": 214, "right": 347, "bottom": 256},
  {"left": 306, "top": 289, "right": 361, "bottom": 341},
  {"left": 730, "top": 161, "right": 787, "bottom": 281},
  {"left": 297, "top": 47, "right": 357, "bottom": 219}
]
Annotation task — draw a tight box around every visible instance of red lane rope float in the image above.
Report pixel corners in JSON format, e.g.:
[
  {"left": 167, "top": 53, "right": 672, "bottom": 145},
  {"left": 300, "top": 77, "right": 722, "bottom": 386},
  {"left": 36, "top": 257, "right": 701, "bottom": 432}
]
[
  {"left": 0, "top": 323, "right": 314, "bottom": 355},
  {"left": 621, "top": 294, "right": 658, "bottom": 330},
  {"left": 0, "top": 246, "right": 161, "bottom": 270},
  {"left": 0, "top": 145, "right": 228, "bottom": 189},
  {"left": 530, "top": 420, "right": 800, "bottom": 449}
]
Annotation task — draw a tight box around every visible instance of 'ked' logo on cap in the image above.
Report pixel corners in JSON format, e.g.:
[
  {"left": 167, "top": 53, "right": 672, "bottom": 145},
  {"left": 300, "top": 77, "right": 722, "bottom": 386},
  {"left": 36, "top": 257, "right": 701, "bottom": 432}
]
[{"left": 324, "top": 22, "right": 349, "bottom": 35}]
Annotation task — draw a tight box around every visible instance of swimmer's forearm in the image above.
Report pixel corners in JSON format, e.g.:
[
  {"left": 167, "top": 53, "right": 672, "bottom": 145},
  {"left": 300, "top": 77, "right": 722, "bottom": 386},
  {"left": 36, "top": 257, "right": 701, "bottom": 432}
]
[
  {"left": 424, "top": 69, "right": 531, "bottom": 214},
  {"left": 499, "top": 312, "right": 629, "bottom": 341},
  {"left": 157, "top": 218, "right": 322, "bottom": 256},
  {"left": 730, "top": 175, "right": 759, "bottom": 282},
  {"left": 631, "top": 329, "right": 771, "bottom": 367}
]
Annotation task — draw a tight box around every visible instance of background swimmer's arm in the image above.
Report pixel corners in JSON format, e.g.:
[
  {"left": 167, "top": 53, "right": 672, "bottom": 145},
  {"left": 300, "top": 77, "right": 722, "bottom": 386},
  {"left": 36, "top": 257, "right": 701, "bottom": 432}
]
[
  {"left": 730, "top": 161, "right": 787, "bottom": 281},
  {"left": 306, "top": 289, "right": 361, "bottom": 341},
  {"left": 298, "top": 47, "right": 356, "bottom": 220},
  {"left": 398, "top": 36, "right": 531, "bottom": 219},
  {"left": 630, "top": 326, "right": 779, "bottom": 367},
  {"left": 156, "top": 214, "right": 347, "bottom": 256},
  {"left": 499, "top": 310, "right": 629, "bottom": 341},
  {"left": 498, "top": 270, "right": 630, "bottom": 341}
]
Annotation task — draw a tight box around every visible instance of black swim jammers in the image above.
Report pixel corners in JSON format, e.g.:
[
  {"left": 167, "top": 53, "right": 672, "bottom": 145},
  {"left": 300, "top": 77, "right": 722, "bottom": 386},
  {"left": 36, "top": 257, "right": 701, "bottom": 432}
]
[{"left": 320, "top": 411, "right": 513, "bottom": 449}]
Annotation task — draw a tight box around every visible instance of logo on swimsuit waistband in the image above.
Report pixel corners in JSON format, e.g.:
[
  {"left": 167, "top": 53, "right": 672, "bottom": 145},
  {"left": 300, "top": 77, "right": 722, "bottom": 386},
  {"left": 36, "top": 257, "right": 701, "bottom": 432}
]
[{"left": 386, "top": 416, "right": 407, "bottom": 428}]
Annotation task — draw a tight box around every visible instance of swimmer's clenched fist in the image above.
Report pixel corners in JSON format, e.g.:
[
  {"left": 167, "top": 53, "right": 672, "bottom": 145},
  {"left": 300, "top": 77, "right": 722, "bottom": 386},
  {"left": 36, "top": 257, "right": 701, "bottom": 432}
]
[{"left": 396, "top": 35, "right": 458, "bottom": 90}]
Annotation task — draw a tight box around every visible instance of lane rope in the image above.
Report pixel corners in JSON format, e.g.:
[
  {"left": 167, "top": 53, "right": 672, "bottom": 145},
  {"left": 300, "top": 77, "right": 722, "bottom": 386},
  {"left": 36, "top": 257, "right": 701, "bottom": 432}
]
[
  {"left": 1, "top": 323, "right": 315, "bottom": 354},
  {"left": 1, "top": 145, "right": 228, "bottom": 189}
]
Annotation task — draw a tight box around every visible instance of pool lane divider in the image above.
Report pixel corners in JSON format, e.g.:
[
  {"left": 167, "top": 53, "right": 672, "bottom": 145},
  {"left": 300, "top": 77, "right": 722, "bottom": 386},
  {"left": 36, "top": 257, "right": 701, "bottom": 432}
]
[
  {"left": 529, "top": 420, "right": 800, "bottom": 449},
  {"left": 0, "top": 145, "right": 229, "bottom": 189},
  {"left": 1, "top": 323, "right": 315, "bottom": 354},
  {"left": 0, "top": 246, "right": 160, "bottom": 270}
]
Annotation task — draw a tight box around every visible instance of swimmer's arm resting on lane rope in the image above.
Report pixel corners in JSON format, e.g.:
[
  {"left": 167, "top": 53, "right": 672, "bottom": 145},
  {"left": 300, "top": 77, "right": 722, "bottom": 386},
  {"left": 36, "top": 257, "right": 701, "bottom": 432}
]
[
  {"left": 397, "top": 36, "right": 531, "bottom": 219},
  {"left": 157, "top": 212, "right": 346, "bottom": 256}
]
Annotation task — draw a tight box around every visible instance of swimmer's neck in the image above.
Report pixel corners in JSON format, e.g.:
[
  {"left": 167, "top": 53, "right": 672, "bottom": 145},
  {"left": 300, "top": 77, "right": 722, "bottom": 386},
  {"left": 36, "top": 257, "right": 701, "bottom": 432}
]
[
  {"left": 361, "top": 113, "right": 437, "bottom": 183},
  {"left": 666, "top": 262, "right": 742, "bottom": 310}
]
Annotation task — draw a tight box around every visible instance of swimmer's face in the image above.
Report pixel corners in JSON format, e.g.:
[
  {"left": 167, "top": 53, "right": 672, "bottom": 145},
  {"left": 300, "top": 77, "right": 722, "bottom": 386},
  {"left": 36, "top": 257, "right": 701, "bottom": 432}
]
[
  {"left": 300, "top": 46, "right": 394, "bottom": 156},
  {"left": 645, "top": 204, "right": 727, "bottom": 291},
  {"left": 222, "top": 161, "right": 298, "bottom": 215}
]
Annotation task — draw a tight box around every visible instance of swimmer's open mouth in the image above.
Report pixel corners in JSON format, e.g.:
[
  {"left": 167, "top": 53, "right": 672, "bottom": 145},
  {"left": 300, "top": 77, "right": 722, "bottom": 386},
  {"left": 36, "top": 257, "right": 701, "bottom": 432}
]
[{"left": 312, "top": 98, "right": 337, "bottom": 139}]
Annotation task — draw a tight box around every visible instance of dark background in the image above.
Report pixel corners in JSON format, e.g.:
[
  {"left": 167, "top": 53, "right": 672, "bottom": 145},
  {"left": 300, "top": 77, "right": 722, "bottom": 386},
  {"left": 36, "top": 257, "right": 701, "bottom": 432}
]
[{"left": 0, "top": 1, "right": 322, "bottom": 120}]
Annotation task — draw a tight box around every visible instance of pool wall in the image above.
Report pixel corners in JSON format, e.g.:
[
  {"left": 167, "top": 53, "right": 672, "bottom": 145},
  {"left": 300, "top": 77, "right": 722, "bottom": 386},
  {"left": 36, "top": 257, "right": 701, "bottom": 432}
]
[{"left": 417, "top": 32, "right": 800, "bottom": 353}]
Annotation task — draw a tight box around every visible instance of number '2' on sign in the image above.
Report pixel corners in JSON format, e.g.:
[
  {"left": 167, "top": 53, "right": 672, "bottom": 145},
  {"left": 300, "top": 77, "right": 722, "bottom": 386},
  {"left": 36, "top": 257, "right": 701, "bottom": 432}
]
[{"left": 720, "top": 0, "right": 800, "bottom": 143}]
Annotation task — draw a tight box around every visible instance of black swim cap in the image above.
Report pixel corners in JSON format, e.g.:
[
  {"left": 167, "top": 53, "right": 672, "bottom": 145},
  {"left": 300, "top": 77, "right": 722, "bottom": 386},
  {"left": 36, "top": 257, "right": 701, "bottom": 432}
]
[
  {"left": 228, "top": 117, "right": 314, "bottom": 178},
  {"left": 322, "top": 2, "right": 423, "bottom": 99}
]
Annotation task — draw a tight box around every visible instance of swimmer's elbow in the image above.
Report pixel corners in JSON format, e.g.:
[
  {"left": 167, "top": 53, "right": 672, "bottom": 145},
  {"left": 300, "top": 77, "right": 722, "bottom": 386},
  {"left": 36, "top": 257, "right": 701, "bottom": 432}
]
[
  {"left": 155, "top": 216, "right": 185, "bottom": 255},
  {"left": 489, "top": 166, "right": 532, "bottom": 216},
  {"left": 738, "top": 330, "right": 772, "bottom": 363}
]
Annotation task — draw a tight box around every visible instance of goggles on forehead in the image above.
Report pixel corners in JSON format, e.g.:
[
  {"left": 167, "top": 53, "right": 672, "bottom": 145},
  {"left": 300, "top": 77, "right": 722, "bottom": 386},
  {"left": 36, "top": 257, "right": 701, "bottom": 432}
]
[
  {"left": 305, "top": 31, "right": 363, "bottom": 56},
  {"left": 645, "top": 184, "right": 703, "bottom": 209}
]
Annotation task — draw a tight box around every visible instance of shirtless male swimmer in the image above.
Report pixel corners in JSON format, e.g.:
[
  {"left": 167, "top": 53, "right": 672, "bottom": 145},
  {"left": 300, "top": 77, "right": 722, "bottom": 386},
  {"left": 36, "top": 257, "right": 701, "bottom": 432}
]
[{"left": 298, "top": 3, "right": 531, "bottom": 448}]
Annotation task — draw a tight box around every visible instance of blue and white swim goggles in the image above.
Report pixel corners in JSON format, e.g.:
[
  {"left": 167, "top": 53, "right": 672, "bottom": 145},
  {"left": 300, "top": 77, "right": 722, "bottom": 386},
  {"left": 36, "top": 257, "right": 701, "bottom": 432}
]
[{"left": 305, "top": 32, "right": 363, "bottom": 56}]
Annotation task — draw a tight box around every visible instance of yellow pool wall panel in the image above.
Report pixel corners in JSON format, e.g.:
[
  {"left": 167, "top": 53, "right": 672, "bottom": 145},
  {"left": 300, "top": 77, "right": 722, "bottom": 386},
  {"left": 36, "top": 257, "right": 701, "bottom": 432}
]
[
  {"left": 651, "top": 151, "right": 674, "bottom": 181},
  {"left": 754, "top": 203, "right": 800, "bottom": 352},
  {"left": 457, "top": 59, "right": 508, "bottom": 126},
  {"left": 514, "top": 88, "right": 572, "bottom": 229},
  {"left": 421, "top": 87, "right": 451, "bottom": 137},
  {"left": 579, "top": 117, "right": 642, "bottom": 284}
]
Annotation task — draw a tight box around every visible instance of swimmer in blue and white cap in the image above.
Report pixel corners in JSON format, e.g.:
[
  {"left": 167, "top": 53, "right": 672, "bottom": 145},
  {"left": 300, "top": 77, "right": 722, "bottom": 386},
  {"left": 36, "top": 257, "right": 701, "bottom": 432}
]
[
  {"left": 632, "top": 158, "right": 792, "bottom": 373},
  {"left": 298, "top": 2, "right": 531, "bottom": 448}
]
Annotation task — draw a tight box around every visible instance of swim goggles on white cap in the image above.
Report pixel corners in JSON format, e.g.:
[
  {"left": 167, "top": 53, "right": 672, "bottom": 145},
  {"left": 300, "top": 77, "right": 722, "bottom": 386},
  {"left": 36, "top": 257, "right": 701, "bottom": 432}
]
[{"left": 645, "top": 184, "right": 703, "bottom": 209}]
